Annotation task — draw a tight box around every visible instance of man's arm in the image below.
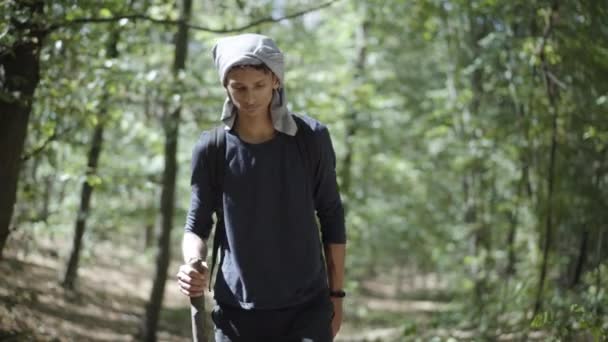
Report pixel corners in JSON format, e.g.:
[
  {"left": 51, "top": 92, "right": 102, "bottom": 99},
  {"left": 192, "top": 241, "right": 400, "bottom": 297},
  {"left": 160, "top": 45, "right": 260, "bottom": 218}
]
[
  {"left": 178, "top": 232, "right": 209, "bottom": 297},
  {"left": 325, "top": 243, "right": 345, "bottom": 338},
  {"left": 324, "top": 243, "right": 345, "bottom": 292},
  {"left": 310, "top": 124, "right": 347, "bottom": 339},
  {"left": 182, "top": 231, "right": 208, "bottom": 263},
  {"left": 178, "top": 132, "right": 216, "bottom": 297}
]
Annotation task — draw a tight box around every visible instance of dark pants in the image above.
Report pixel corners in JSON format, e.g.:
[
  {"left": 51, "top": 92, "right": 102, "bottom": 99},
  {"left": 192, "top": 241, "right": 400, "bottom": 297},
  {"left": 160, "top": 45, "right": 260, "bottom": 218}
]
[{"left": 211, "top": 292, "right": 334, "bottom": 342}]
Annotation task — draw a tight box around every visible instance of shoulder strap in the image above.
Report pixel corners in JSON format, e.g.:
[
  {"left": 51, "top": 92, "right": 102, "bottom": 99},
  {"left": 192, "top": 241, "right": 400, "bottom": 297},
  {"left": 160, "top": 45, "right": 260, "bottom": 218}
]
[
  {"left": 207, "top": 126, "right": 226, "bottom": 291},
  {"left": 292, "top": 114, "right": 318, "bottom": 193}
]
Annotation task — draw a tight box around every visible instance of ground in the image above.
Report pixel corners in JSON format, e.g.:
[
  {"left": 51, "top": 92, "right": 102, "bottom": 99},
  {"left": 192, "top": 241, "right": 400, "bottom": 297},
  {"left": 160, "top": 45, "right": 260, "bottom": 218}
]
[{"left": 0, "top": 232, "right": 525, "bottom": 341}]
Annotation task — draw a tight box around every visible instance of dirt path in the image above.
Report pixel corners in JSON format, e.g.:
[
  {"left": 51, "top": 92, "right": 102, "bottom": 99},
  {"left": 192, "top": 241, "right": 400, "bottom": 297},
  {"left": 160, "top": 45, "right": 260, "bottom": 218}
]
[
  {"left": 0, "top": 237, "right": 453, "bottom": 341},
  {"left": 0, "top": 236, "right": 205, "bottom": 341}
]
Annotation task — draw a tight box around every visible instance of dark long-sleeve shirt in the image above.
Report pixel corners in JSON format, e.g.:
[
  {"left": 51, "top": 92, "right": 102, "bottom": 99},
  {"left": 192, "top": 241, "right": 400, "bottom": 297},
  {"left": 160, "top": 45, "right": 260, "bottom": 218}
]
[{"left": 184, "top": 114, "right": 345, "bottom": 310}]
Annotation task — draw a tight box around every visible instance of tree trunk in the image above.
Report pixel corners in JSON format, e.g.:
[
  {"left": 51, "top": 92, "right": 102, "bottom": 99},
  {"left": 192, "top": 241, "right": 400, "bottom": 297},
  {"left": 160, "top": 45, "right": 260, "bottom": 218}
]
[
  {"left": 505, "top": 164, "right": 529, "bottom": 277},
  {"left": 504, "top": 77, "right": 532, "bottom": 277},
  {"left": 41, "top": 175, "right": 53, "bottom": 222},
  {"left": 505, "top": 210, "right": 518, "bottom": 276},
  {"left": 140, "top": 1, "right": 192, "bottom": 341},
  {"left": 533, "top": 1, "right": 560, "bottom": 317},
  {"left": 62, "top": 29, "right": 120, "bottom": 290},
  {"left": 340, "top": 9, "right": 369, "bottom": 212},
  {"left": 440, "top": 3, "right": 486, "bottom": 314},
  {"left": 0, "top": 1, "right": 45, "bottom": 259},
  {"left": 466, "top": 8, "right": 489, "bottom": 317},
  {"left": 144, "top": 224, "right": 154, "bottom": 250},
  {"left": 570, "top": 228, "right": 588, "bottom": 288},
  {"left": 141, "top": 109, "right": 180, "bottom": 341},
  {"left": 342, "top": 7, "right": 370, "bottom": 274},
  {"left": 594, "top": 226, "right": 604, "bottom": 319},
  {"left": 62, "top": 118, "right": 105, "bottom": 289}
]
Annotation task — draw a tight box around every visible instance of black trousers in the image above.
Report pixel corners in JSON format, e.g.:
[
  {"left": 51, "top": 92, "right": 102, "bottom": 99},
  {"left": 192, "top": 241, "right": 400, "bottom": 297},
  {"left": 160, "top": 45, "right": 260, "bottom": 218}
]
[{"left": 211, "top": 292, "right": 334, "bottom": 342}]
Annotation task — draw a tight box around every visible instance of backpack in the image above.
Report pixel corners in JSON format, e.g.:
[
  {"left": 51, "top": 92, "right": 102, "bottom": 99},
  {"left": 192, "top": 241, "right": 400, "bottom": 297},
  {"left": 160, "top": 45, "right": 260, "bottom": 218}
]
[{"left": 199, "top": 114, "right": 317, "bottom": 290}]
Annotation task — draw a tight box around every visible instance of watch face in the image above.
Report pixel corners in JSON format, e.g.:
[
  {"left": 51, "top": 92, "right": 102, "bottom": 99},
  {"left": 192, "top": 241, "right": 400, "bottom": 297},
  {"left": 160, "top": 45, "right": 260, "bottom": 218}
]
[{"left": 330, "top": 290, "right": 345, "bottom": 298}]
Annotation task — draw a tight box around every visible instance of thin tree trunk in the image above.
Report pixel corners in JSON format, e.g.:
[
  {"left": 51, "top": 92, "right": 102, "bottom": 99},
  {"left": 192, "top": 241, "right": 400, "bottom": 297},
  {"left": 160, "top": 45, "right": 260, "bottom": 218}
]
[
  {"left": 505, "top": 211, "right": 518, "bottom": 276},
  {"left": 0, "top": 1, "right": 45, "bottom": 259},
  {"left": 532, "top": 67, "right": 558, "bottom": 317},
  {"left": 504, "top": 42, "right": 531, "bottom": 277},
  {"left": 533, "top": 0, "right": 560, "bottom": 317},
  {"left": 62, "top": 117, "right": 105, "bottom": 288},
  {"left": 505, "top": 165, "right": 528, "bottom": 277},
  {"left": 342, "top": 7, "right": 370, "bottom": 274},
  {"left": 340, "top": 9, "right": 369, "bottom": 212},
  {"left": 140, "top": 1, "right": 192, "bottom": 340},
  {"left": 142, "top": 18, "right": 156, "bottom": 252},
  {"left": 570, "top": 228, "right": 588, "bottom": 288},
  {"left": 61, "top": 29, "right": 120, "bottom": 290},
  {"left": 594, "top": 227, "right": 603, "bottom": 320},
  {"left": 141, "top": 108, "right": 181, "bottom": 342},
  {"left": 144, "top": 224, "right": 154, "bottom": 250},
  {"left": 441, "top": 4, "right": 485, "bottom": 314},
  {"left": 466, "top": 6, "right": 489, "bottom": 317},
  {"left": 592, "top": 156, "right": 605, "bottom": 320},
  {"left": 41, "top": 175, "right": 53, "bottom": 222}
]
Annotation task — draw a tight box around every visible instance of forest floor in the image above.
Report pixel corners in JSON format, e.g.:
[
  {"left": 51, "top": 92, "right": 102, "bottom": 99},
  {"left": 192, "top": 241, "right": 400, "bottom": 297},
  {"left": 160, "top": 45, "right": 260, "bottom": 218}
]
[{"left": 0, "top": 233, "right": 545, "bottom": 341}]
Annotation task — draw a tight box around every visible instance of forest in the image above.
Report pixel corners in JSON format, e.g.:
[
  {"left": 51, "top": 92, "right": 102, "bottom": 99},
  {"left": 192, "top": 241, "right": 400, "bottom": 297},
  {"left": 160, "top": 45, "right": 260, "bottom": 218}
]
[{"left": 1, "top": 0, "right": 607, "bottom": 341}]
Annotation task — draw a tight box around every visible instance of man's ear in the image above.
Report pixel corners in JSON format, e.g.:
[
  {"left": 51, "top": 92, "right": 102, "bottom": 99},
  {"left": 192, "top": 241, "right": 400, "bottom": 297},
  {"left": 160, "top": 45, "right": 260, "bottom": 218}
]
[{"left": 272, "top": 75, "right": 280, "bottom": 89}]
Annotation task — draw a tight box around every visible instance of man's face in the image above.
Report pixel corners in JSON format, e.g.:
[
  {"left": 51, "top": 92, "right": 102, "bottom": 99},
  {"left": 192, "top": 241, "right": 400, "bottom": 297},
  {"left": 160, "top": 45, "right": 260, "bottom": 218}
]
[{"left": 225, "top": 66, "right": 279, "bottom": 119}]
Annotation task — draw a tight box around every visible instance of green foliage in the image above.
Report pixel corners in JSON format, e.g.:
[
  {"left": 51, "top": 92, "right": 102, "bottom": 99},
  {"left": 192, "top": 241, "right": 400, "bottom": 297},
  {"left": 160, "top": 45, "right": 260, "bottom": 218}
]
[
  {"left": 531, "top": 273, "right": 608, "bottom": 341},
  {"left": 4, "top": 0, "right": 608, "bottom": 339}
]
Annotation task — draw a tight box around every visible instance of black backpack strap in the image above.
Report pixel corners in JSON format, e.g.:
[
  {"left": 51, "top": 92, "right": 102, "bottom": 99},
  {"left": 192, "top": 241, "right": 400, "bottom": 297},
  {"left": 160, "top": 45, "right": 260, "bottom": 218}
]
[
  {"left": 292, "top": 114, "right": 318, "bottom": 194},
  {"left": 207, "top": 125, "right": 226, "bottom": 291}
]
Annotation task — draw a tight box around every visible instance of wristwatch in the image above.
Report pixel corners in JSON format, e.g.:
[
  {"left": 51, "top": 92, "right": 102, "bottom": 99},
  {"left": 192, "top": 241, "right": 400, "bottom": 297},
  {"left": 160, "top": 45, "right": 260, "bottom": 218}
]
[{"left": 329, "top": 289, "right": 346, "bottom": 298}]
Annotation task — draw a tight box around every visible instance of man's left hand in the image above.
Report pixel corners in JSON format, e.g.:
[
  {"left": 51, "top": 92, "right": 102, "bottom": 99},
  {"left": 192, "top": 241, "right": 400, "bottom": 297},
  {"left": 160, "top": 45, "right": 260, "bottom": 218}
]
[{"left": 330, "top": 297, "right": 343, "bottom": 338}]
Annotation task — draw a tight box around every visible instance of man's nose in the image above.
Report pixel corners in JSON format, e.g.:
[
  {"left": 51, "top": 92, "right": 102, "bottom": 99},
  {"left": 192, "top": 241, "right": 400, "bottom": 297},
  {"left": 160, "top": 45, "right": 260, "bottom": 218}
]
[{"left": 245, "top": 91, "right": 255, "bottom": 105}]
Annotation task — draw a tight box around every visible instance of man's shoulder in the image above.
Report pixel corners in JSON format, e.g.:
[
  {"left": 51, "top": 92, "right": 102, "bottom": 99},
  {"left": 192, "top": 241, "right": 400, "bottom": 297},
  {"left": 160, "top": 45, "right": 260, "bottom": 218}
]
[
  {"left": 192, "top": 126, "right": 226, "bottom": 155},
  {"left": 291, "top": 113, "right": 328, "bottom": 135}
]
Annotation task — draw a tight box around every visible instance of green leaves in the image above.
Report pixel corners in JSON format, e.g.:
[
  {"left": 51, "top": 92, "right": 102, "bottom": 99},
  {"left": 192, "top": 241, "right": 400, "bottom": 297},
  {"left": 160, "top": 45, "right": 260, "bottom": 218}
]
[
  {"left": 5, "top": 0, "right": 607, "bottom": 339},
  {"left": 85, "top": 174, "right": 102, "bottom": 187},
  {"left": 98, "top": 8, "right": 112, "bottom": 18}
]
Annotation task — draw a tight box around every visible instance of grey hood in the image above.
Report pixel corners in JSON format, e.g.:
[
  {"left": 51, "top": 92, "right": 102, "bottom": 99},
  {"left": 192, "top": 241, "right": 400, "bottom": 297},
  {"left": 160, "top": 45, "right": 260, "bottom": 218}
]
[{"left": 211, "top": 33, "right": 297, "bottom": 136}]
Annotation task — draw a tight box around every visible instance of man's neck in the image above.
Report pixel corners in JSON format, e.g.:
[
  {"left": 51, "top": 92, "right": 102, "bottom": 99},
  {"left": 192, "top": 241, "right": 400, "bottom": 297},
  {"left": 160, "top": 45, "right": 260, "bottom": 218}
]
[{"left": 235, "top": 113, "right": 276, "bottom": 144}]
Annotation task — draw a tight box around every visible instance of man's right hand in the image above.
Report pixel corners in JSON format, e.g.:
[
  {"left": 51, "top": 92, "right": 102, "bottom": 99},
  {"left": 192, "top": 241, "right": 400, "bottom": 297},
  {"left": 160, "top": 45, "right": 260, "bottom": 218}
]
[{"left": 177, "top": 260, "right": 209, "bottom": 298}]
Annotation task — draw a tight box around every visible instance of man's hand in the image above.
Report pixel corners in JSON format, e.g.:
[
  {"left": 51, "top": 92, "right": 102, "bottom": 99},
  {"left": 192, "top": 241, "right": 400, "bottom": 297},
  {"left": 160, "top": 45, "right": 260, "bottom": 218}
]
[
  {"left": 330, "top": 297, "right": 343, "bottom": 338},
  {"left": 176, "top": 260, "right": 208, "bottom": 298}
]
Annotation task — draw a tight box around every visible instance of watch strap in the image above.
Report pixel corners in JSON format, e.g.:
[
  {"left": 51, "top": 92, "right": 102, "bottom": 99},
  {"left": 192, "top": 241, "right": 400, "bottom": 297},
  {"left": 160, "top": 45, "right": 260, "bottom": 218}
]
[{"left": 329, "top": 289, "right": 346, "bottom": 298}]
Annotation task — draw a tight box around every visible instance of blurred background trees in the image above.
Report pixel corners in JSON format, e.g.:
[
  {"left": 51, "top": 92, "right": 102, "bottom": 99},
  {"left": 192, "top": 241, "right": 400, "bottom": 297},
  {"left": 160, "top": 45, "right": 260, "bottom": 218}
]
[{"left": 1, "top": 0, "right": 607, "bottom": 340}]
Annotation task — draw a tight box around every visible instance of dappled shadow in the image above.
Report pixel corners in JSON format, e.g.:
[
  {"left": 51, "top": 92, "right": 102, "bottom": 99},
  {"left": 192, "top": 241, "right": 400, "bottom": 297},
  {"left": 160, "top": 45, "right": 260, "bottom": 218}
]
[
  {"left": 1, "top": 256, "right": 139, "bottom": 340},
  {"left": 0, "top": 253, "right": 194, "bottom": 341},
  {"left": 158, "top": 306, "right": 194, "bottom": 338}
]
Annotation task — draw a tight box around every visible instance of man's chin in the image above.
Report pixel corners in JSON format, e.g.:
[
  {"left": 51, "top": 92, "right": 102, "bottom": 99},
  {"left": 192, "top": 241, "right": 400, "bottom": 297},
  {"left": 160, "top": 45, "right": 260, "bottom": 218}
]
[{"left": 239, "top": 108, "right": 267, "bottom": 117}]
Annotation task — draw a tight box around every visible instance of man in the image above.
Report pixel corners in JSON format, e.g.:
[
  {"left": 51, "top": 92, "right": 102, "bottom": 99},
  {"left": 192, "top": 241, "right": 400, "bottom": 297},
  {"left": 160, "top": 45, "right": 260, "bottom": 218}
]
[{"left": 177, "top": 33, "right": 346, "bottom": 342}]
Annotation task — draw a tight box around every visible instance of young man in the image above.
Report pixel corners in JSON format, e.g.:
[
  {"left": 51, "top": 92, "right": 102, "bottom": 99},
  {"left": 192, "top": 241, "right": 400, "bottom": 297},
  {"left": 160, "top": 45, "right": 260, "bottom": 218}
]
[{"left": 176, "top": 33, "right": 346, "bottom": 341}]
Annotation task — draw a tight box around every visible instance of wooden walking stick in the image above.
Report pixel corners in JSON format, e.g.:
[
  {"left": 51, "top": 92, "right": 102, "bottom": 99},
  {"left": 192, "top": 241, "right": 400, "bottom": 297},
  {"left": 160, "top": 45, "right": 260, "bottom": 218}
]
[{"left": 189, "top": 259, "right": 207, "bottom": 342}]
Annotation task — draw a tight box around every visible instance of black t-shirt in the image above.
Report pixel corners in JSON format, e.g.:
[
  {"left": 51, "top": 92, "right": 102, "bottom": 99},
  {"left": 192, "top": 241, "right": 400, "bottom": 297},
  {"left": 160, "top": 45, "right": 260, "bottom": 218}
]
[{"left": 185, "top": 115, "right": 345, "bottom": 309}]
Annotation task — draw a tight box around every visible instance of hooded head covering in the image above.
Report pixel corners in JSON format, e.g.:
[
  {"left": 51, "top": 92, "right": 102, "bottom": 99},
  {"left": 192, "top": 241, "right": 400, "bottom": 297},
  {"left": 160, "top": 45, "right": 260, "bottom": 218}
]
[{"left": 211, "top": 33, "right": 297, "bottom": 136}]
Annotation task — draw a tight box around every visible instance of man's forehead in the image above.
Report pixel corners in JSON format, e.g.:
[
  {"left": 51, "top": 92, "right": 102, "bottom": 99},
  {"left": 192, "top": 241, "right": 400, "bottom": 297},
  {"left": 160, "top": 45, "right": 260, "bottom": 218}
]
[{"left": 226, "top": 68, "right": 273, "bottom": 83}]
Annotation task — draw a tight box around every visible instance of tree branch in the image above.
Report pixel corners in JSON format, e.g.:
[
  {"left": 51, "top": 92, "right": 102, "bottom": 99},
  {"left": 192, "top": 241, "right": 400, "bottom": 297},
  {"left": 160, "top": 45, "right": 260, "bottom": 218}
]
[
  {"left": 534, "top": 1, "right": 559, "bottom": 58},
  {"left": 20, "top": 127, "right": 68, "bottom": 162},
  {"left": 546, "top": 70, "right": 567, "bottom": 90},
  {"left": 47, "top": 0, "right": 338, "bottom": 33}
]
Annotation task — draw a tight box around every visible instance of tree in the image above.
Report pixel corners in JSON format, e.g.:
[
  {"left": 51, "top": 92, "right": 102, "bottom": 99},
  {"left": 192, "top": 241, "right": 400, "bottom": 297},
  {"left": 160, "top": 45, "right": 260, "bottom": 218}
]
[
  {"left": 0, "top": 1, "right": 46, "bottom": 259},
  {"left": 140, "top": 0, "right": 192, "bottom": 340},
  {"left": 62, "top": 28, "right": 121, "bottom": 290}
]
